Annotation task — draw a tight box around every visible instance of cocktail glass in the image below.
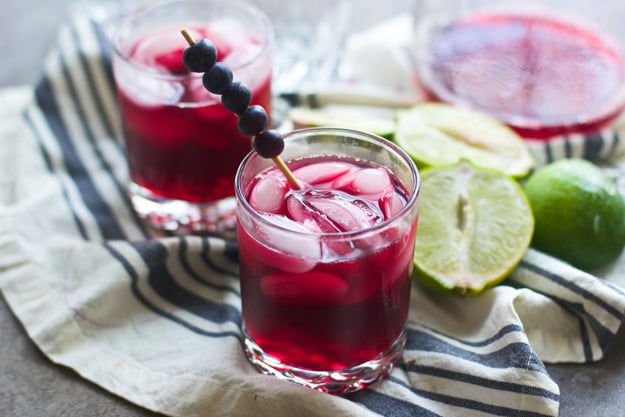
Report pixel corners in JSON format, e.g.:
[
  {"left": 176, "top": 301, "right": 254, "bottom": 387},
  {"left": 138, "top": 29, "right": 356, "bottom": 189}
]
[
  {"left": 235, "top": 127, "right": 420, "bottom": 394},
  {"left": 112, "top": 0, "right": 273, "bottom": 236},
  {"left": 413, "top": 0, "right": 625, "bottom": 140}
]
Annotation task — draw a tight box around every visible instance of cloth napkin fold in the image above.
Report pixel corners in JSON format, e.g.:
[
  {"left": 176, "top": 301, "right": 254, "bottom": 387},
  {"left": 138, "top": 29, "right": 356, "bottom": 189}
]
[{"left": 3, "top": 10, "right": 625, "bottom": 417}]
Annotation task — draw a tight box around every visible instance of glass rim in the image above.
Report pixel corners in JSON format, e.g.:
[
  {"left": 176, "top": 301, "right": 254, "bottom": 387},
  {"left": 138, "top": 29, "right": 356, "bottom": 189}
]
[
  {"left": 112, "top": 0, "right": 274, "bottom": 82},
  {"left": 235, "top": 127, "right": 421, "bottom": 239}
]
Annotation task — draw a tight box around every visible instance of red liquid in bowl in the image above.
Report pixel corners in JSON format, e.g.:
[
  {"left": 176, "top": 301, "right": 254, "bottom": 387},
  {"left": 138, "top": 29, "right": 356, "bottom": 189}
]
[{"left": 418, "top": 12, "right": 625, "bottom": 140}]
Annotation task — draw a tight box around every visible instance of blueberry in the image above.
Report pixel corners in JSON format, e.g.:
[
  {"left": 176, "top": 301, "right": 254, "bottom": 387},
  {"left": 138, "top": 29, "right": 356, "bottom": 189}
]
[
  {"left": 253, "top": 130, "right": 284, "bottom": 158},
  {"left": 202, "top": 62, "right": 233, "bottom": 94},
  {"left": 182, "top": 39, "right": 217, "bottom": 72},
  {"left": 238, "top": 105, "right": 268, "bottom": 136},
  {"left": 221, "top": 82, "right": 252, "bottom": 115}
]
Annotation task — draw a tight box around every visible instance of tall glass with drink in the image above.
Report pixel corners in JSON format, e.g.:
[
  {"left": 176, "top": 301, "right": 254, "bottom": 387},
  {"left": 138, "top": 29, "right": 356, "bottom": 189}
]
[
  {"left": 236, "top": 127, "right": 420, "bottom": 394},
  {"left": 112, "top": 0, "right": 273, "bottom": 236}
]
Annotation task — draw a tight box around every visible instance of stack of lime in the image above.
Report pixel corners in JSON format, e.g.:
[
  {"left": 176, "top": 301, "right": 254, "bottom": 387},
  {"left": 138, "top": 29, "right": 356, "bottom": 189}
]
[{"left": 392, "top": 104, "right": 536, "bottom": 294}]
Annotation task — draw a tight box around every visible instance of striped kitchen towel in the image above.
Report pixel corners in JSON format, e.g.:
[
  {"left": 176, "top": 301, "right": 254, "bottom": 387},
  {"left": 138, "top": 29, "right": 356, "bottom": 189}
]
[{"left": 2, "top": 9, "right": 625, "bottom": 417}]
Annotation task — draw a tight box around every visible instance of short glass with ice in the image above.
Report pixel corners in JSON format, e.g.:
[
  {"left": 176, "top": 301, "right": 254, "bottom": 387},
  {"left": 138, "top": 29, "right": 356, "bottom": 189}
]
[
  {"left": 112, "top": 0, "right": 272, "bottom": 236},
  {"left": 236, "top": 127, "right": 420, "bottom": 394}
]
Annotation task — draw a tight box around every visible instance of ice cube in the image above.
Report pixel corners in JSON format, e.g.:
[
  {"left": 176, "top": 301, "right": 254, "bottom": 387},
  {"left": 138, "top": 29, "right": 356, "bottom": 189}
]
[
  {"left": 330, "top": 168, "right": 359, "bottom": 191},
  {"left": 116, "top": 72, "right": 185, "bottom": 107},
  {"left": 380, "top": 193, "right": 405, "bottom": 219},
  {"left": 286, "top": 195, "right": 342, "bottom": 233},
  {"left": 293, "top": 162, "right": 353, "bottom": 186},
  {"left": 286, "top": 195, "right": 364, "bottom": 257},
  {"left": 209, "top": 19, "right": 266, "bottom": 76},
  {"left": 249, "top": 175, "right": 287, "bottom": 214},
  {"left": 256, "top": 214, "right": 320, "bottom": 273},
  {"left": 351, "top": 167, "right": 393, "bottom": 197},
  {"left": 207, "top": 19, "right": 246, "bottom": 60},
  {"left": 182, "top": 78, "right": 220, "bottom": 105},
  {"left": 260, "top": 271, "right": 349, "bottom": 305},
  {"left": 131, "top": 28, "right": 187, "bottom": 69},
  {"left": 308, "top": 196, "right": 379, "bottom": 232}
]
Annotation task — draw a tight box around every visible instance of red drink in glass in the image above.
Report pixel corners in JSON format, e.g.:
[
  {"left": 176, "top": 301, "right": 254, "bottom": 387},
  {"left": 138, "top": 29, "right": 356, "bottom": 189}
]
[
  {"left": 117, "top": 28, "right": 272, "bottom": 202},
  {"left": 236, "top": 128, "right": 420, "bottom": 394},
  {"left": 416, "top": 11, "right": 625, "bottom": 140},
  {"left": 112, "top": 0, "right": 273, "bottom": 235}
]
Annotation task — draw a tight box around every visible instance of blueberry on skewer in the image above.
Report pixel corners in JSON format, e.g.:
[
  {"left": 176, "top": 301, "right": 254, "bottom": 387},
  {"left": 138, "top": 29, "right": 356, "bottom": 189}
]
[
  {"left": 221, "top": 82, "right": 251, "bottom": 115},
  {"left": 180, "top": 28, "right": 300, "bottom": 189},
  {"left": 253, "top": 130, "right": 285, "bottom": 158},
  {"left": 203, "top": 62, "right": 233, "bottom": 94},
  {"left": 238, "top": 105, "right": 268, "bottom": 136},
  {"left": 182, "top": 38, "right": 217, "bottom": 72}
]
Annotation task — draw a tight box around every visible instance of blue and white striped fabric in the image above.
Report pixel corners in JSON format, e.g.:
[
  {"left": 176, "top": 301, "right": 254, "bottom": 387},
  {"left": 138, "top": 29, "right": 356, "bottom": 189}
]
[{"left": 2, "top": 10, "right": 625, "bottom": 417}]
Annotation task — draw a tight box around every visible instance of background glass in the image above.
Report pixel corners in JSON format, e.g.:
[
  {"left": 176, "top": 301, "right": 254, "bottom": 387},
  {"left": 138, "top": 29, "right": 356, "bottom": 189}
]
[
  {"left": 235, "top": 127, "right": 420, "bottom": 394},
  {"left": 112, "top": 0, "right": 273, "bottom": 236},
  {"left": 258, "top": 0, "right": 353, "bottom": 94},
  {"left": 413, "top": 0, "right": 625, "bottom": 140}
]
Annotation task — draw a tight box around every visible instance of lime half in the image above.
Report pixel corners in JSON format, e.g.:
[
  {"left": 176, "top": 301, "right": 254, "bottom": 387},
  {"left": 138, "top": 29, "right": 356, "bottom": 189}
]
[
  {"left": 414, "top": 160, "right": 534, "bottom": 295},
  {"left": 395, "top": 103, "right": 534, "bottom": 178}
]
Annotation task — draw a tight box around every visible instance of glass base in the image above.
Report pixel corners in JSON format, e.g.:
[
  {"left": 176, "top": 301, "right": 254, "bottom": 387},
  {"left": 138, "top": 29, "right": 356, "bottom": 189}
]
[
  {"left": 243, "top": 329, "right": 406, "bottom": 395},
  {"left": 128, "top": 182, "right": 237, "bottom": 238}
]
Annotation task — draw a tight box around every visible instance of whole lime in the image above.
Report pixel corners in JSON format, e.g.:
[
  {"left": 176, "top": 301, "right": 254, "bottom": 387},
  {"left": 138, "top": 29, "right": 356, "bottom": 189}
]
[{"left": 523, "top": 159, "right": 625, "bottom": 270}]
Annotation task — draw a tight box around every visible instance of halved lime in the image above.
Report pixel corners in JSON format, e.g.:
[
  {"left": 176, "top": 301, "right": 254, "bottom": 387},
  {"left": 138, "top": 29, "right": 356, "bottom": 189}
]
[
  {"left": 288, "top": 105, "right": 396, "bottom": 139},
  {"left": 413, "top": 160, "right": 534, "bottom": 295},
  {"left": 395, "top": 103, "right": 534, "bottom": 178}
]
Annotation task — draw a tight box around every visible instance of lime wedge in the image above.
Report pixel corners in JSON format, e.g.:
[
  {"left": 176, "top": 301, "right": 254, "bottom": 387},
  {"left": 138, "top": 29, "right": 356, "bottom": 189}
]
[
  {"left": 395, "top": 103, "right": 534, "bottom": 178},
  {"left": 413, "top": 160, "right": 534, "bottom": 295},
  {"left": 288, "top": 105, "right": 396, "bottom": 139}
]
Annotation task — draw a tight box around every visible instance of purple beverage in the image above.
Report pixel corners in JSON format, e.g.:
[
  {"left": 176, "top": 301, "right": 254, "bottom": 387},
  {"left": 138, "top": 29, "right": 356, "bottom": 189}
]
[
  {"left": 236, "top": 128, "right": 420, "bottom": 394},
  {"left": 116, "top": 26, "right": 272, "bottom": 203},
  {"left": 112, "top": 0, "right": 273, "bottom": 235}
]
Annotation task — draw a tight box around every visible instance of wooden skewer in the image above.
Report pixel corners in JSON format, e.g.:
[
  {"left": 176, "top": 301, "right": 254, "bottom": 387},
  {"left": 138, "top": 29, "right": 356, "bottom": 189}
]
[
  {"left": 272, "top": 156, "right": 300, "bottom": 189},
  {"left": 180, "top": 28, "right": 301, "bottom": 190},
  {"left": 181, "top": 28, "right": 196, "bottom": 46}
]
